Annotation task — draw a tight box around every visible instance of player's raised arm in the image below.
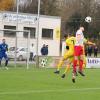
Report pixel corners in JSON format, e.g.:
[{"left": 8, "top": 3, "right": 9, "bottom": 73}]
[{"left": 87, "top": 41, "right": 95, "bottom": 46}]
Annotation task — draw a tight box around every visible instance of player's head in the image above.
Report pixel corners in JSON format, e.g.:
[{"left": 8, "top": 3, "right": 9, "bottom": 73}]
[
  {"left": 2, "top": 39, "right": 6, "bottom": 43},
  {"left": 64, "top": 33, "right": 72, "bottom": 39},
  {"left": 64, "top": 34, "right": 67, "bottom": 39},
  {"left": 79, "top": 26, "right": 84, "bottom": 31},
  {"left": 68, "top": 33, "right": 73, "bottom": 37}
]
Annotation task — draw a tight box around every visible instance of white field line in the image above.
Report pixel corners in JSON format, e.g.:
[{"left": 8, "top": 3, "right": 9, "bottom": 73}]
[{"left": 0, "top": 87, "right": 100, "bottom": 95}]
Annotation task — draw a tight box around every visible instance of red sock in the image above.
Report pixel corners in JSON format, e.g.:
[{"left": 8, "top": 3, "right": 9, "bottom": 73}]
[
  {"left": 73, "top": 60, "right": 77, "bottom": 73},
  {"left": 79, "top": 59, "right": 83, "bottom": 72}
]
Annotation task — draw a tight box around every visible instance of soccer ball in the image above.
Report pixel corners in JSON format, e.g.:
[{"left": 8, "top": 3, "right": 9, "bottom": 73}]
[
  {"left": 85, "top": 16, "right": 92, "bottom": 23},
  {"left": 41, "top": 58, "right": 47, "bottom": 67}
]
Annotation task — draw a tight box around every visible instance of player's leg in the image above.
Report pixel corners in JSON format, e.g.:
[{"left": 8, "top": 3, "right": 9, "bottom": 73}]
[
  {"left": 64, "top": 64, "right": 70, "bottom": 75},
  {"left": 78, "top": 47, "right": 85, "bottom": 76},
  {"left": 73, "top": 56, "right": 78, "bottom": 75},
  {"left": 72, "top": 46, "right": 80, "bottom": 83},
  {"left": 54, "top": 51, "right": 71, "bottom": 74},
  {"left": 0, "top": 58, "right": 2, "bottom": 66},
  {"left": 4, "top": 53, "right": 9, "bottom": 68},
  {"left": 79, "top": 55, "right": 83, "bottom": 72},
  {"left": 57, "top": 58, "right": 65, "bottom": 71},
  {"left": 83, "top": 45, "right": 86, "bottom": 69},
  {"left": 61, "top": 57, "right": 73, "bottom": 78},
  {"left": 61, "top": 64, "right": 70, "bottom": 78},
  {"left": 73, "top": 46, "right": 80, "bottom": 74},
  {"left": 83, "top": 55, "right": 86, "bottom": 69},
  {"left": 0, "top": 54, "right": 3, "bottom": 67},
  {"left": 54, "top": 58, "right": 65, "bottom": 74},
  {"left": 72, "top": 56, "right": 78, "bottom": 83},
  {"left": 72, "top": 72, "right": 76, "bottom": 83},
  {"left": 78, "top": 55, "right": 85, "bottom": 76}
]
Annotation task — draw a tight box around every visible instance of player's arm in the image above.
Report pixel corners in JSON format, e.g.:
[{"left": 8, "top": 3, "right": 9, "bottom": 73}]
[
  {"left": 6, "top": 44, "right": 8, "bottom": 51},
  {"left": 87, "top": 41, "right": 95, "bottom": 45},
  {"left": 84, "top": 38, "right": 95, "bottom": 46}
]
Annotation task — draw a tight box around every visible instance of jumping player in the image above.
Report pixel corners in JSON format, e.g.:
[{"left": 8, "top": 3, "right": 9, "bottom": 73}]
[
  {"left": 61, "top": 38, "right": 95, "bottom": 79},
  {"left": 72, "top": 26, "right": 85, "bottom": 83},
  {"left": 54, "top": 33, "right": 75, "bottom": 74}
]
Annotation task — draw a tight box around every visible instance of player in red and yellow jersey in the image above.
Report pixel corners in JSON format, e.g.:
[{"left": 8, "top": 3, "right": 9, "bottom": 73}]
[
  {"left": 72, "top": 27, "right": 95, "bottom": 83},
  {"left": 72, "top": 27, "right": 85, "bottom": 83}
]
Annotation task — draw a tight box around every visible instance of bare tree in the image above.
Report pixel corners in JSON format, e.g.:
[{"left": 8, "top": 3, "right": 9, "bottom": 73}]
[{"left": 0, "top": 0, "right": 14, "bottom": 11}]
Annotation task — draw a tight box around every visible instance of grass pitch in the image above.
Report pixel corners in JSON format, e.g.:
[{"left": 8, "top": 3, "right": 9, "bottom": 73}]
[{"left": 0, "top": 66, "right": 100, "bottom": 100}]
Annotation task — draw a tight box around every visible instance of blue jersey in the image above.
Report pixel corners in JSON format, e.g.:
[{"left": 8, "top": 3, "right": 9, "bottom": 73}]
[
  {"left": 0, "top": 44, "right": 2, "bottom": 56},
  {"left": 1, "top": 43, "right": 8, "bottom": 54},
  {"left": 0, "top": 43, "right": 8, "bottom": 60}
]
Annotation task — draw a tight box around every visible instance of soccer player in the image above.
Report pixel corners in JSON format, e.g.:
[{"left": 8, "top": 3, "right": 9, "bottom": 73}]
[
  {"left": 54, "top": 33, "right": 75, "bottom": 74},
  {"left": 72, "top": 26, "right": 85, "bottom": 82},
  {"left": 0, "top": 39, "right": 9, "bottom": 69},
  {"left": 61, "top": 39, "right": 95, "bottom": 79},
  {"left": 61, "top": 38, "right": 86, "bottom": 79},
  {"left": 54, "top": 31, "right": 95, "bottom": 82}
]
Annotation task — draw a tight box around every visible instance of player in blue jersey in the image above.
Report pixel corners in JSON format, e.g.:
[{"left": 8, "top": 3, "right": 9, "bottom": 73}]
[{"left": 0, "top": 39, "right": 8, "bottom": 69}]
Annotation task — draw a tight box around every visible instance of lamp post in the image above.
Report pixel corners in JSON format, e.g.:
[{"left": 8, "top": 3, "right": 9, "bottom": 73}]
[
  {"left": 36, "top": 0, "right": 40, "bottom": 68},
  {"left": 15, "top": 0, "right": 19, "bottom": 67}
]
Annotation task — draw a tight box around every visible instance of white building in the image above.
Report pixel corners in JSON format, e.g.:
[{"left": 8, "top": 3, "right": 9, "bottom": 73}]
[{"left": 0, "top": 11, "right": 61, "bottom": 56}]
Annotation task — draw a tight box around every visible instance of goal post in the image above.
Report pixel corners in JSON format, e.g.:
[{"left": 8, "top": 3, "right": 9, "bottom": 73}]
[{"left": 0, "top": 29, "right": 30, "bottom": 69}]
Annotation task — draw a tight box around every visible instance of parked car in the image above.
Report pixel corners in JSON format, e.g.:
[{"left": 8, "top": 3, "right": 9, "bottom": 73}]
[{"left": 8, "top": 47, "right": 29, "bottom": 61}]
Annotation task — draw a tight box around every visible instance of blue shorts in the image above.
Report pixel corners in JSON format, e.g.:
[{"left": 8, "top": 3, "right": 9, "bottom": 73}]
[{"left": 0, "top": 53, "right": 8, "bottom": 60}]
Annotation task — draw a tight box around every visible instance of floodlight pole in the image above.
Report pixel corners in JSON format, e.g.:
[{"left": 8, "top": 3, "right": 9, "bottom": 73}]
[
  {"left": 15, "top": 0, "right": 19, "bottom": 67},
  {"left": 27, "top": 31, "right": 30, "bottom": 69},
  {"left": 36, "top": 0, "right": 40, "bottom": 68}
]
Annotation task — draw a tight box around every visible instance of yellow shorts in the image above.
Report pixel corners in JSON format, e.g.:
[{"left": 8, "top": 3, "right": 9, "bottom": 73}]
[{"left": 63, "top": 50, "right": 74, "bottom": 60}]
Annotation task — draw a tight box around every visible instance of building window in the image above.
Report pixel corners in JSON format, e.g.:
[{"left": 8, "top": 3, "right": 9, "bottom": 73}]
[
  {"left": 4, "top": 25, "right": 16, "bottom": 37},
  {"left": 23, "top": 27, "right": 36, "bottom": 38},
  {"left": 42, "top": 28, "right": 53, "bottom": 39}
]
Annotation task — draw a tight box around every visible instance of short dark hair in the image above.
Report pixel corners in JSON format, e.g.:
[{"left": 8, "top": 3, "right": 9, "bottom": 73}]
[
  {"left": 68, "top": 33, "right": 73, "bottom": 36},
  {"left": 64, "top": 34, "right": 68, "bottom": 38}
]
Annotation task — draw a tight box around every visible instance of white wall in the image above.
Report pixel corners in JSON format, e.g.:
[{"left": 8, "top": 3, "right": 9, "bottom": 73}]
[{"left": 0, "top": 12, "right": 61, "bottom": 56}]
